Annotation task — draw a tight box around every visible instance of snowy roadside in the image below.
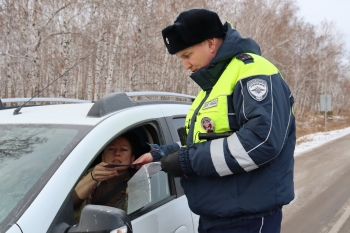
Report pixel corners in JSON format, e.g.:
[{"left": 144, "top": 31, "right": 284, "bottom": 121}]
[{"left": 294, "top": 127, "right": 350, "bottom": 156}]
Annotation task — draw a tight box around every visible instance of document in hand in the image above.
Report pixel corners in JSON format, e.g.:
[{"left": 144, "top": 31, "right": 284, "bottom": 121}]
[{"left": 127, "top": 162, "right": 162, "bottom": 214}]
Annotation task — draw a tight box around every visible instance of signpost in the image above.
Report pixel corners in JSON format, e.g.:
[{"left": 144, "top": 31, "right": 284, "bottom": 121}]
[{"left": 320, "top": 95, "right": 332, "bottom": 132}]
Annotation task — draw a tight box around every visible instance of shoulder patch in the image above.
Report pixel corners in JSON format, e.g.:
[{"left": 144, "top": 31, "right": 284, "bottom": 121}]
[
  {"left": 247, "top": 78, "right": 268, "bottom": 101},
  {"left": 236, "top": 53, "right": 254, "bottom": 64}
]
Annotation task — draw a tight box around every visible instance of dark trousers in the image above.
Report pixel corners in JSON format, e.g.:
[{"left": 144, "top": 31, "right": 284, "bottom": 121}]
[{"left": 198, "top": 209, "right": 282, "bottom": 233}]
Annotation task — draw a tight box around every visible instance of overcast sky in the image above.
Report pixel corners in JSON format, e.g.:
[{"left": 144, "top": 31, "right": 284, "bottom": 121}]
[{"left": 295, "top": 0, "right": 350, "bottom": 51}]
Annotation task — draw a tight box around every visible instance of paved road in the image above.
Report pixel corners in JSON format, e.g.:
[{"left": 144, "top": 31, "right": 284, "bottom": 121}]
[{"left": 282, "top": 133, "right": 350, "bottom": 233}]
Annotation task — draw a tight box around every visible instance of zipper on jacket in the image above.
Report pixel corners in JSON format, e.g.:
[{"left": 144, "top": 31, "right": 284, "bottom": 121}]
[{"left": 186, "top": 91, "right": 211, "bottom": 147}]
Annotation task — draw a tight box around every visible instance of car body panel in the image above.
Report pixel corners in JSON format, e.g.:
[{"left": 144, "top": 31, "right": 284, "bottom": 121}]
[
  {"left": 4, "top": 225, "right": 21, "bottom": 233},
  {"left": 132, "top": 196, "right": 194, "bottom": 233},
  {"left": 1, "top": 103, "right": 99, "bottom": 125},
  {"left": 190, "top": 212, "right": 200, "bottom": 232}
]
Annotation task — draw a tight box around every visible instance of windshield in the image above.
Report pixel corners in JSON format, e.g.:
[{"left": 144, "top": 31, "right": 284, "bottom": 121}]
[{"left": 0, "top": 124, "right": 92, "bottom": 231}]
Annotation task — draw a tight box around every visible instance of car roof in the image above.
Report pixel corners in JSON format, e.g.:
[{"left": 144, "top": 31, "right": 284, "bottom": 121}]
[
  {"left": 0, "top": 103, "right": 100, "bottom": 125},
  {"left": 0, "top": 92, "right": 195, "bottom": 126}
]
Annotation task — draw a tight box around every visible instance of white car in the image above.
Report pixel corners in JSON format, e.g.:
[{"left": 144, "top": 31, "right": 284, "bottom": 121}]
[{"left": 0, "top": 92, "right": 199, "bottom": 233}]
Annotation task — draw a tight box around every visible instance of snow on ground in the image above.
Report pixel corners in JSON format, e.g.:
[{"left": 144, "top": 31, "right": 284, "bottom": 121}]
[{"left": 294, "top": 127, "right": 350, "bottom": 156}]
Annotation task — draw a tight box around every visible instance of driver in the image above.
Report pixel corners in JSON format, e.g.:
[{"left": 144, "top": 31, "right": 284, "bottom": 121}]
[{"left": 72, "top": 132, "right": 139, "bottom": 212}]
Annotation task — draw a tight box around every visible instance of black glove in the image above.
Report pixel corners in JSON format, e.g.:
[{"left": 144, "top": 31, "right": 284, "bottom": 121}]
[{"left": 160, "top": 151, "right": 184, "bottom": 177}]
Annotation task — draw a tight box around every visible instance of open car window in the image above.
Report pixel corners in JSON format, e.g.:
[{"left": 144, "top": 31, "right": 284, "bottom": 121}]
[{"left": 73, "top": 122, "right": 171, "bottom": 220}]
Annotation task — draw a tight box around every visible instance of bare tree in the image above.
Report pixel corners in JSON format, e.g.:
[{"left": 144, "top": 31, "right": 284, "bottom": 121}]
[{"left": 0, "top": 0, "right": 349, "bottom": 121}]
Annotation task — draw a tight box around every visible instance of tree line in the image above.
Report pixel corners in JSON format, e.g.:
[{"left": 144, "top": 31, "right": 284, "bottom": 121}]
[{"left": 1, "top": 0, "right": 349, "bottom": 122}]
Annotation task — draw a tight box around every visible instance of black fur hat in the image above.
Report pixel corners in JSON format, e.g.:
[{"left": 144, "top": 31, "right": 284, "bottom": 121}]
[{"left": 162, "top": 9, "right": 225, "bottom": 55}]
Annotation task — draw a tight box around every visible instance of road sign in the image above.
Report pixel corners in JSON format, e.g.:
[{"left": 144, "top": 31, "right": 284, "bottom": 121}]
[
  {"left": 320, "top": 94, "right": 332, "bottom": 132},
  {"left": 320, "top": 95, "right": 332, "bottom": 111}
]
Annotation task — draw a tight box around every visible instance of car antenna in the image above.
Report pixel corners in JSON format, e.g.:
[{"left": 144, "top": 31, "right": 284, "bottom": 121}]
[{"left": 13, "top": 49, "right": 96, "bottom": 115}]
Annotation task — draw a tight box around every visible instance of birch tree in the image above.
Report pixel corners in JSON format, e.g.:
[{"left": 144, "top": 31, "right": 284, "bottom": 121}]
[{"left": 0, "top": 0, "right": 348, "bottom": 116}]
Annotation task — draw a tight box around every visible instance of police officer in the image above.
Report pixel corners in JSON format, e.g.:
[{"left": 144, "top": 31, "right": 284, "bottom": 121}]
[{"left": 134, "top": 9, "right": 296, "bottom": 233}]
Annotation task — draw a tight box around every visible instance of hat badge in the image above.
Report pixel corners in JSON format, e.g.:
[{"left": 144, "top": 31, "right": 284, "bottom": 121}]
[{"left": 166, "top": 38, "right": 170, "bottom": 44}]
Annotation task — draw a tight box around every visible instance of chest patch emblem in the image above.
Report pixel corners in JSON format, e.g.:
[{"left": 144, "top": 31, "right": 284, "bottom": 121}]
[
  {"left": 247, "top": 78, "right": 268, "bottom": 101},
  {"left": 202, "top": 98, "right": 218, "bottom": 110},
  {"left": 201, "top": 117, "right": 214, "bottom": 132}
]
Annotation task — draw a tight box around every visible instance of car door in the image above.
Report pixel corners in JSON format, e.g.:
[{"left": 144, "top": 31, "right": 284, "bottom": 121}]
[
  {"left": 164, "top": 115, "right": 200, "bottom": 233},
  {"left": 131, "top": 114, "right": 195, "bottom": 233}
]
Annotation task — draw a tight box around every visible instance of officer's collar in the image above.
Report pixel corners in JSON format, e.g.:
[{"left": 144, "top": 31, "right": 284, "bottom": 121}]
[{"left": 190, "top": 59, "right": 231, "bottom": 91}]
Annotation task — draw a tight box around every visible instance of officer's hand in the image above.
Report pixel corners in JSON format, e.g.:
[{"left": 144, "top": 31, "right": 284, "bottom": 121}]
[
  {"left": 133, "top": 152, "right": 153, "bottom": 169},
  {"left": 160, "top": 151, "right": 184, "bottom": 177}
]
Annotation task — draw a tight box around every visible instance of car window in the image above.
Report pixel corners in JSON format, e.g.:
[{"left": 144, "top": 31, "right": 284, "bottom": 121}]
[
  {"left": 73, "top": 123, "right": 172, "bottom": 220},
  {"left": 137, "top": 171, "right": 170, "bottom": 210},
  {"left": 172, "top": 118, "right": 186, "bottom": 134},
  {"left": 128, "top": 124, "right": 171, "bottom": 214},
  {"left": 0, "top": 124, "right": 92, "bottom": 231},
  {"left": 169, "top": 117, "right": 186, "bottom": 196}
]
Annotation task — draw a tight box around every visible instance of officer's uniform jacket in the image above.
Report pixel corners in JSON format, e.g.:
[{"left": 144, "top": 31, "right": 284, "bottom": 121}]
[{"left": 162, "top": 22, "right": 296, "bottom": 230}]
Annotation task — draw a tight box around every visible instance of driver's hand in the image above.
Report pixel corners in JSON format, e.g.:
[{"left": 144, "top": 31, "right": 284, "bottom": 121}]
[{"left": 92, "top": 162, "right": 118, "bottom": 182}]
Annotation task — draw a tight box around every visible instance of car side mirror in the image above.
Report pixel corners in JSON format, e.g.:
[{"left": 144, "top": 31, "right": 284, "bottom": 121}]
[{"left": 68, "top": 205, "right": 132, "bottom": 233}]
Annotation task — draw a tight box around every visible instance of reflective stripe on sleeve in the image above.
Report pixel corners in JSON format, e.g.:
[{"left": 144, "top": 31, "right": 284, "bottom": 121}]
[
  {"left": 227, "top": 133, "right": 258, "bottom": 172},
  {"left": 210, "top": 138, "right": 233, "bottom": 176}
]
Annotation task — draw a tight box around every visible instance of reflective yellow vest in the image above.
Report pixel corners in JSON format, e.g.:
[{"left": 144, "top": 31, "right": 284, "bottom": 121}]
[{"left": 185, "top": 53, "right": 279, "bottom": 143}]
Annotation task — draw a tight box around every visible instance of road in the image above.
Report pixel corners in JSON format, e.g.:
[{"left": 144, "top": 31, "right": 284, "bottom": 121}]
[{"left": 282, "top": 133, "right": 350, "bottom": 233}]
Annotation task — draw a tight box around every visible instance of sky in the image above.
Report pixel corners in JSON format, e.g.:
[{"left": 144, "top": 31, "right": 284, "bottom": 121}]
[
  {"left": 295, "top": 0, "right": 350, "bottom": 51},
  {"left": 294, "top": 127, "right": 350, "bottom": 156}
]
